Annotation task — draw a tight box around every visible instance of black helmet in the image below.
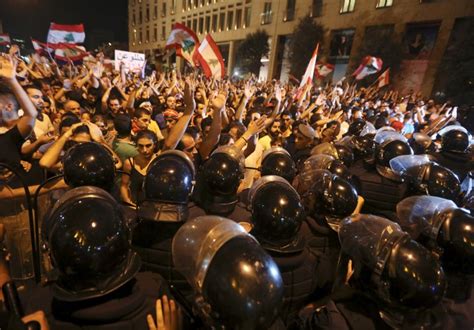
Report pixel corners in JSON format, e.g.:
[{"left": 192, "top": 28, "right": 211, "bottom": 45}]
[
  {"left": 374, "top": 116, "right": 390, "bottom": 129},
  {"left": 45, "top": 186, "right": 140, "bottom": 301},
  {"left": 439, "top": 125, "right": 470, "bottom": 153},
  {"left": 63, "top": 142, "right": 116, "bottom": 191},
  {"left": 202, "top": 146, "right": 244, "bottom": 196},
  {"left": 353, "top": 134, "right": 375, "bottom": 160},
  {"left": 397, "top": 196, "right": 474, "bottom": 274},
  {"left": 143, "top": 150, "right": 195, "bottom": 203},
  {"left": 301, "top": 154, "right": 352, "bottom": 182},
  {"left": 249, "top": 176, "right": 305, "bottom": 253},
  {"left": 346, "top": 119, "right": 366, "bottom": 136},
  {"left": 173, "top": 216, "right": 284, "bottom": 329},
  {"left": 340, "top": 215, "right": 446, "bottom": 310},
  {"left": 305, "top": 170, "right": 358, "bottom": 231},
  {"left": 410, "top": 133, "right": 435, "bottom": 155},
  {"left": 391, "top": 155, "right": 461, "bottom": 201},
  {"left": 375, "top": 139, "right": 413, "bottom": 180},
  {"left": 260, "top": 147, "right": 297, "bottom": 182},
  {"left": 311, "top": 142, "right": 354, "bottom": 167}
]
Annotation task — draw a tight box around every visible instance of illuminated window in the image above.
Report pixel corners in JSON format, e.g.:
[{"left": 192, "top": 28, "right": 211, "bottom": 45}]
[
  {"left": 376, "top": 0, "right": 393, "bottom": 8},
  {"left": 244, "top": 6, "right": 251, "bottom": 27},
  {"left": 235, "top": 9, "right": 242, "bottom": 29},
  {"left": 227, "top": 11, "right": 234, "bottom": 30},
  {"left": 261, "top": 2, "right": 272, "bottom": 25},
  {"left": 219, "top": 12, "right": 226, "bottom": 31},
  {"left": 340, "top": 0, "right": 355, "bottom": 13}
]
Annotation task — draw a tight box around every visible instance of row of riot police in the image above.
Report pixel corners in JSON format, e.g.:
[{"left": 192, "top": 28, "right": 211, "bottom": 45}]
[{"left": 12, "top": 122, "right": 473, "bottom": 329}]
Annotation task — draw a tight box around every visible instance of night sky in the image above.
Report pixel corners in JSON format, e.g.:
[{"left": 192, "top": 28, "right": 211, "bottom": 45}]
[{"left": 0, "top": 0, "right": 128, "bottom": 48}]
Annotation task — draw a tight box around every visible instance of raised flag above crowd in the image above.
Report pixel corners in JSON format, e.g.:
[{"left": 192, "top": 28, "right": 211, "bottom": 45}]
[
  {"left": 47, "top": 23, "right": 86, "bottom": 45},
  {"left": 377, "top": 68, "right": 390, "bottom": 88},
  {"left": 299, "top": 43, "right": 319, "bottom": 88},
  {"left": 352, "top": 56, "right": 383, "bottom": 80},
  {"left": 315, "top": 63, "right": 335, "bottom": 79},
  {"left": 166, "top": 23, "right": 200, "bottom": 67},
  {"left": 194, "top": 34, "right": 226, "bottom": 80}
]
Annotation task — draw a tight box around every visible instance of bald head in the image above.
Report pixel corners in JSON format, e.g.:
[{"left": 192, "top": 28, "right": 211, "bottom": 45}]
[{"left": 64, "top": 100, "right": 81, "bottom": 116}]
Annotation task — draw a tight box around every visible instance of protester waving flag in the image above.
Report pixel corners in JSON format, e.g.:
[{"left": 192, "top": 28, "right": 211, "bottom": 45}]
[
  {"left": 166, "top": 23, "right": 200, "bottom": 67},
  {"left": 0, "top": 33, "right": 11, "bottom": 46},
  {"left": 47, "top": 23, "right": 86, "bottom": 45},
  {"left": 315, "top": 63, "right": 335, "bottom": 79},
  {"left": 31, "top": 39, "right": 55, "bottom": 55},
  {"left": 300, "top": 43, "right": 319, "bottom": 88},
  {"left": 54, "top": 44, "right": 89, "bottom": 63},
  {"left": 353, "top": 56, "right": 383, "bottom": 80},
  {"left": 194, "top": 34, "right": 225, "bottom": 80},
  {"left": 377, "top": 68, "right": 390, "bottom": 88}
]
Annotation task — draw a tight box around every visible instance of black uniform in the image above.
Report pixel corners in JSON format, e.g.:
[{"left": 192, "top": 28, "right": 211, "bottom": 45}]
[
  {"left": 25, "top": 272, "right": 168, "bottom": 330},
  {"left": 350, "top": 161, "right": 408, "bottom": 221},
  {"left": 430, "top": 151, "right": 473, "bottom": 181}
]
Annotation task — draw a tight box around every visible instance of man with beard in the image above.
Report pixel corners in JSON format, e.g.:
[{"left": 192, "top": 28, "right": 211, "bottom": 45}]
[{"left": 259, "top": 119, "right": 282, "bottom": 151}]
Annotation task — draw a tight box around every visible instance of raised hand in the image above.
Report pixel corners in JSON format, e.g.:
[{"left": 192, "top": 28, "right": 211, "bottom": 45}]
[
  {"left": 183, "top": 78, "right": 196, "bottom": 111},
  {"left": 0, "top": 54, "right": 18, "bottom": 82},
  {"left": 247, "top": 115, "right": 267, "bottom": 136}
]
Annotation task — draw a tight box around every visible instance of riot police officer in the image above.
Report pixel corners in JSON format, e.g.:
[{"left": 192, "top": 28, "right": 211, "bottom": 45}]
[
  {"left": 132, "top": 150, "right": 199, "bottom": 299},
  {"left": 192, "top": 146, "right": 250, "bottom": 222},
  {"left": 248, "top": 176, "right": 317, "bottom": 327},
  {"left": 299, "top": 214, "right": 447, "bottom": 329},
  {"left": 350, "top": 131, "right": 412, "bottom": 220},
  {"left": 431, "top": 125, "right": 473, "bottom": 181},
  {"left": 397, "top": 196, "right": 474, "bottom": 328},
  {"left": 172, "top": 215, "right": 285, "bottom": 329},
  {"left": 28, "top": 186, "right": 168, "bottom": 329}
]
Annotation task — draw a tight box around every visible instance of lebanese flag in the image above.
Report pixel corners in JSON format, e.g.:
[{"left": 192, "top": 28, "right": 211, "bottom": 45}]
[
  {"left": 31, "top": 39, "right": 56, "bottom": 54},
  {"left": 47, "top": 23, "right": 85, "bottom": 44},
  {"left": 166, "top": 23, "right": 200, "bottom": 67},
  {"left": 194, "top": 34, "right": 225, "bottom": 80},
  {"left": 352, "top": 56, "right": 383, "bottom": 80},
  {"left": 54, "top": 44, "right": 89, "bottom": 62},
  {"left": 0, "top": 33, "right": 11, "bottom": 45},
  {"left": 315, "top": 63, "right": 334, "bottom": 78},
  {"left": 299, "top": 43, "right": 319, "bottom": 88},
  {"left": 377, "top": 68, "right": 390, "bottom": 88}
]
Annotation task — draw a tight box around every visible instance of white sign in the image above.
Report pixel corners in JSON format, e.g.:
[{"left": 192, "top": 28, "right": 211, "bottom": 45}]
[{"left": 114, "top": 50, "right": 146, "bottom": 74}]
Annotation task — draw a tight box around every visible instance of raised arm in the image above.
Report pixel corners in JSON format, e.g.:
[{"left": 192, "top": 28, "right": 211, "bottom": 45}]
[{"left": 0, "top": 54, "right": 38, "bottom": 138}]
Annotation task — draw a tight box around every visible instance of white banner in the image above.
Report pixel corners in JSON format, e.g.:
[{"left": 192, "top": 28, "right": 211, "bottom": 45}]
[{"left": 114, "top": 50, "right": 146, "bottom": 74}]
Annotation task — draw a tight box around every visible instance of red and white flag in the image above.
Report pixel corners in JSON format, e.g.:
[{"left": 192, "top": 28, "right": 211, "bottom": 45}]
[
  {"left": 315, "top": 63, "right": 334, "bottom": 78},
  {"left": 300, "top": 43, "right": 319, "bottom": 88},
  {"left": 54, "top": 44, "right": 89, "bottom": 62},
  {"left": 31, "top": 39, "right": 55, "bottom": 54},
  {"left": 194, "top": 34, "right": 225, "bottom": 80},
  {"left": 166, "top": 23, "right": 200, "bottom": 67},
  {"left": 377, "top": 68, "right": 390, "bottom": 88},
  {"left": 0, "top": 33, "right": 11, "bottom": 45},
  {"left": 47, "top": 23, "right": 85, "bottom": 45},
  {"left": 352, "top": 56, "right": 383, "bottom": 80}
]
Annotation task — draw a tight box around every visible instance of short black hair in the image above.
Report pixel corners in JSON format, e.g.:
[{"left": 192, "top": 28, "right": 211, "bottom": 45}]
[
  {"left": 200, "top": 117, "right": 213, "bottom": 131},
  {"left": 114, "top": 114, "right": 132, "bottom": 137},
  {"left": 59, "top": 115, "right": 81, "bottom": 132}
]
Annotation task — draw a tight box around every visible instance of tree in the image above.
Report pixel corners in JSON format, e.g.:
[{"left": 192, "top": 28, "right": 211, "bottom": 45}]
[
  {"left": 288, "top": 15, "right": 325, "bottom": 79},
  {"left": 235, "top": 29, "right": 270, "bottom": 75},
  {"left": 350, "top": 28, "right": 403, "bottom": 86}
]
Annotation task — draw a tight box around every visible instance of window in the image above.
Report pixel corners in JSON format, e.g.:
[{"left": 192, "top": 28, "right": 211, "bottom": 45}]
[
  {"left": 154, "top": 4, "right": 158, "bottom": 18},
  {"left": 199, "top": 17, "right": 204, "bottom": 34},
  {"left": 205, "top": 16, "right": 211, "bottom": 33},
  {"left": 132, "top": 9, "right": 136, "bottom": 25},
  {"left": 376, "top": 0, "right": 392, "bottom": 8},
  {"left": 139, "top": 29, "right": 143, "bottom": 44},
  {"left": 146, "top": 5, "right": 150, "bottom": 21},
  {"left": 162, "top": 2, "right": 167, "bottom": 17},
  {"left": 146, "top": 28, "right": 150, "bottom": 42},
  {"left": 193, "top": 18, "right": 197, "bottom": 32},
  {"left": 340, "top": 0, "right": 355, "bottom": 13},
  {"left": 139, "top": 9, "right": 143, "bottom": 24},
  {"left": 235, "top": 9, "right": 242, "bottom": 29},
  {"left": 227, "top": 11, "right": 234, "bottom": 30},
  {"left": 187, "top": 19, "right": 191, "bottom": 28},
  {"left": 171, "top": 0, "right": 176, "bottom": 14},
  {"left": 219, "top": 12, "right": 226, "bottom": 31},
  {"left": 154, "top": 25, "right": 158, "bottom": 41},
  {"left": 161, "top": 25, "right": 166, "bottom": 40},
  {"left": 212, "top": 14, "right": 218, "bottom": 32},
  {"left": 285, "top": 0, "right": 296, "bottom": 21},
  {"left": 261, "top": 2, "right": 272, "bottom": 25},
  {"left": 311, "top": 0, "right": 322, "bottom": 17},
  {"left": 182, "top": 0, "right": 187, "bottom": 11},
  {"left": 244, "top": 6, "right": 251, "bottom": 27},
  {"left": 133, "top": 28, "right": 137, "bottom": 44}
]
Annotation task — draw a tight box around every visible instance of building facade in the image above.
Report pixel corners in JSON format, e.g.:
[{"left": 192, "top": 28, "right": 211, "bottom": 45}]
[{"left": 129, "top": 0, "right": 474, "bottom": 95}]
